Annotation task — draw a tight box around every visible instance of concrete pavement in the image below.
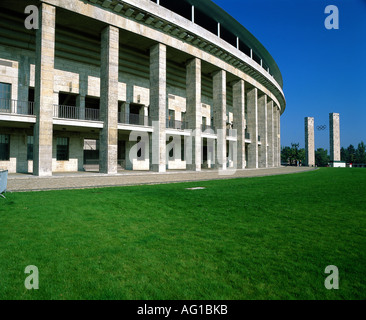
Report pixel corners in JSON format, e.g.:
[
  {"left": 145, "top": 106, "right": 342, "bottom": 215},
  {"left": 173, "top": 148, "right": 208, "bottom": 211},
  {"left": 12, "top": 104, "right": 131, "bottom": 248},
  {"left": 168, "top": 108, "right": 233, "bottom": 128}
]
[{"left": 6, "top": 166, "right": 317, "bottom": 192}]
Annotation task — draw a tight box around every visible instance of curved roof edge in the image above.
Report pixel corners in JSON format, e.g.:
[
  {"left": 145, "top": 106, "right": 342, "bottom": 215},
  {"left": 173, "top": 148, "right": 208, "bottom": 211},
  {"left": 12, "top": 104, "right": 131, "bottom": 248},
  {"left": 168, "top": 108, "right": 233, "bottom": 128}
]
[{"left": 185, "top": 0, "right": 283, "bottom": 89}]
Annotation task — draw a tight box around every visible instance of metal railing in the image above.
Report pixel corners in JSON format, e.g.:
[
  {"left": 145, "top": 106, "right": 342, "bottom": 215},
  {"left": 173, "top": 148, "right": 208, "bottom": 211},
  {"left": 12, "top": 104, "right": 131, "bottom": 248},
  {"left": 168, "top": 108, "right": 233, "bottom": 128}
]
[
  {"left": 85, "top": 108, "right": 100, "bottom": 121},
  {"left": 119, "top": 113, "right": 151, "bottom": 126},
  {"left": 0, "top": 99, "right": 34, "bottom": 115},
  {"left": 166, "top": 119, "right": 188, "bottom": 130},
  {"left": 201, "top": 124, "right": 216, "bottom": 133},
  {"left": 53, "top": 105, "right": 100, "bottom": 121}
]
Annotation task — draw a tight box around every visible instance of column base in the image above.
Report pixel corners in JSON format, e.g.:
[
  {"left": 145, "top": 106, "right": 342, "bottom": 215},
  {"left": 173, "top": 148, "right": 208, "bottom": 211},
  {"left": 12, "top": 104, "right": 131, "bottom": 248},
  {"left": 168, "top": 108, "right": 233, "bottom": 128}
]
[
  {"left": 187, "top": 164, "right": 201, "bottom": 172},
  {"left": 150, "top": 164, "right": 166, "bottom": 173}
]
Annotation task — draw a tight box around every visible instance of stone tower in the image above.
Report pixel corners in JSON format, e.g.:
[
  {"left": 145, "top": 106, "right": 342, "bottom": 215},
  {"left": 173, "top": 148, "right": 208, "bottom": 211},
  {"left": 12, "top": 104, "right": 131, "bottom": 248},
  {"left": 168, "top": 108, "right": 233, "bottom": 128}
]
[
  {"left": 305, "top": 117, "right": 315, "bottom": 166},
  {"left": 329, "top": 113, "right": 341, "bottom": 163}
]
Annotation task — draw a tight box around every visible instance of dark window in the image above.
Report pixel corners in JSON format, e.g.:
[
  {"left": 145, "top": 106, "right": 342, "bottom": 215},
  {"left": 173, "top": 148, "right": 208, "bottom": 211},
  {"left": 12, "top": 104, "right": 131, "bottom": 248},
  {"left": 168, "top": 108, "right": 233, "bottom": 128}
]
[
  {"left": 195, "top": 7, "right": 218, "bottom": 35},
  {"left": 84, "top": 139, "right": 99, "bottom": 165},
  {"left": 0, "top": 82, "right": 11, "bottom": 110},
  {"left": 58, "top": 93, "right": 79, "bottom": 119},
  {"left": 85, "top": 96, "right": 100, "bottom": 109},
  {"left": 57, "top": 137, "right": 69, "bottom": 161},
  {"left": 203, "top": 146, "right": 208, "bottom": 162},
  {"left": 221, "top": 25, "right": 237, "bottom": 47},
  {"left": 130, "top": 103, "right": 141, "bottom": 115},
  {"left": 239, "top": 39, "right": 251, "bottom": 57},
  {"left": 252, "top": 51, "right": 262, "bottom": 65},
  {"left": 85, "top": 96, "right": 100, "bottom": 121},
  {"left": 27, "top": 136, "right": 33, "bottom": 161},
  {"left": 59, "top": 92, "right": 77, "bottom": 107},
  {"left": 28, "top": 87, "right": 35, "bottom": 102},
  {"left": 159, "top": 0, "right": 192, "bottom": 21},
  {"left": 0, "top": 134, "right": 10, "bottom": 160},
  {"left": 181, "top": 137, "right": 185, "bottom": 161}
]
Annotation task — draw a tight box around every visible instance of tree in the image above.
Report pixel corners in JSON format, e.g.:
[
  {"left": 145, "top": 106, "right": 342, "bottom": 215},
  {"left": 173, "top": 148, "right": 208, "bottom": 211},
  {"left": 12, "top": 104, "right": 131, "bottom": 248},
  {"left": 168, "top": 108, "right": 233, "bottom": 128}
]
[
  {"left": 298, "top": 148, "right": 305, "bottom": 164},
  {"left": 356, "top": 141, "right": 366, "bottom": 164},
  {"left": 347, "top": 145, "right": 356, "bottom": 163},
  {"left": 315, "top": 148, "right": 330, "bottom": 167},
  {"left": 281, "top": 143, "right": 305, "bottom": 165},
  {"left": 341, "top": 147, "right": 348, "bottom": 162},
  {"left": 281, "top": 146, "right": 291, "bottom": 164}
]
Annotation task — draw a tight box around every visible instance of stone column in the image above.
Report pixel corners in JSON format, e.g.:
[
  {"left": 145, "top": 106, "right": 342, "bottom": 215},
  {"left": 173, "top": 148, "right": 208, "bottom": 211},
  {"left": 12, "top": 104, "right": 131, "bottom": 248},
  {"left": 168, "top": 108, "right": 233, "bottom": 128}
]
[
  {"left": 18, "top": 56, "right": 31, "bottom": 112},
  {"left": 273, "top": 106, "right": 279, "bottom": 167},
  {"left": 99, "top": 26, "right": 119, "bottom": 174},
  {"left": 258, "top": 94, "right": 268, "bottom": 168},
  {"left": 120, "top": 102, "right": 130, "bottom": 123},
  {"left": 329, "top": 113, "right": 340, "bottom": 163},
  {"left": 33, "top": 3, "right": 55, "bottom": 177},
  {"left": 246, "top": 87, "right": 258, "bottom": 168},
  {"left": 186, "top": 58, "right": 202, "bottom": 171},
  {"left": 213, "top": 70, "right": 227, "bottom": 170},
  {"left": 77, "top": 95, "right": 85, "bottom": 120},
  {"left": 79, "top": 72, "right": 88, "bottom": 120},
  {"left": 267, "top": 99, "right": 274, "bottom": 167},
  {"left": 149, "top": 43, "right": 167, "bottom": 172},
  {"left": 305, "top": 117, "right": 315, "bottom": 166},
  {"left": 233, "top": 79, "right": 245, "bottom": 169}
]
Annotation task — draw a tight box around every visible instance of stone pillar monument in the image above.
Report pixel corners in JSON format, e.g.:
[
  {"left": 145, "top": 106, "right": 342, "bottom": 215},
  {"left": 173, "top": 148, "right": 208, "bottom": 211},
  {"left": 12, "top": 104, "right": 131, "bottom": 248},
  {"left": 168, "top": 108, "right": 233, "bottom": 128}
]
[
  {"left": 329, "top": 113, "right": 341, "bottom": 163},
  {"left": 305, "top": 117, "right": 315, "bottom": 167}
]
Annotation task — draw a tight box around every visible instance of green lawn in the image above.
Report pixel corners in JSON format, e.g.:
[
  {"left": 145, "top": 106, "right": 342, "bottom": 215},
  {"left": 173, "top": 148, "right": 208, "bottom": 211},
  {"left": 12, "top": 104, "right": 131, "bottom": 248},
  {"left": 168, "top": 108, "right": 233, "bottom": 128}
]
[{"left": 0, "top": 168, "right": 365, "bottom": 300}]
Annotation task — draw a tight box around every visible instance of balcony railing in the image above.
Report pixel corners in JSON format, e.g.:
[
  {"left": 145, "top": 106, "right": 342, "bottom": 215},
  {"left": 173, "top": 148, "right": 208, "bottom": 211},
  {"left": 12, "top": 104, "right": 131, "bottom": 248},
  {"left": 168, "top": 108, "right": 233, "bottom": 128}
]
[
  {"left": 166, "top": 119, "right": 188, "bottom": 130},
  {"left": 53, "top": 105, "right": 100, "bottom": 121},
  {"left": 85, "top": 108, "right": 100, "bottom": 121},
  {"left": 201, "top": 124, "right": 216, "bottom": 133},
  {"left": 119, "top": 113, "right": 151, "bottom": 126},
  {"left": 0, "top": 99, "right": 34, "bottom": 115}
]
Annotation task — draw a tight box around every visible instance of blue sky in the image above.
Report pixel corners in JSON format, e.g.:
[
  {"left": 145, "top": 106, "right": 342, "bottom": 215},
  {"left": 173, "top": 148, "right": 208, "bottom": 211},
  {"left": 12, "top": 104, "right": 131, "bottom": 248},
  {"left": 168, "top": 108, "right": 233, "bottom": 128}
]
[{"left": 211, "top": 0, "right": 366, "bottom": 149}]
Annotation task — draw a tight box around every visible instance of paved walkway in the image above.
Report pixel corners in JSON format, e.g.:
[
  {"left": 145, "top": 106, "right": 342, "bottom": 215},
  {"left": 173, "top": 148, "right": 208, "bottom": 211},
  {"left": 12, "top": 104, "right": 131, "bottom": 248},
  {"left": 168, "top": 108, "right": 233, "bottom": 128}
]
[{"left": 6, "top": 166, "right": 317, "bottom": 192}]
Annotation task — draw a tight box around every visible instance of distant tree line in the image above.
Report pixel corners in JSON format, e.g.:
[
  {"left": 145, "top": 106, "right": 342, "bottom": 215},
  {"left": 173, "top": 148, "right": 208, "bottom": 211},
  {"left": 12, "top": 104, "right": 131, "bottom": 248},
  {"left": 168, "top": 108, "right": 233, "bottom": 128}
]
[
  {"left": 281, "top": 141, "right": 366, "bottom": 167},
  {"left": 341, "top": 142, "right": 366, "bottom": 164}
]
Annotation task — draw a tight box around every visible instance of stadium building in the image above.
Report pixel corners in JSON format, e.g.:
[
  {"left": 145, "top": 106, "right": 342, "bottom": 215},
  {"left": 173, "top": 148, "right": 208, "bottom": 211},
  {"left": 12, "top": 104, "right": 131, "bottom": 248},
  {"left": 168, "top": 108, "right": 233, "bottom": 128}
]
[{"left": 0, "top": 0, "right": 286, "bottom": 176}]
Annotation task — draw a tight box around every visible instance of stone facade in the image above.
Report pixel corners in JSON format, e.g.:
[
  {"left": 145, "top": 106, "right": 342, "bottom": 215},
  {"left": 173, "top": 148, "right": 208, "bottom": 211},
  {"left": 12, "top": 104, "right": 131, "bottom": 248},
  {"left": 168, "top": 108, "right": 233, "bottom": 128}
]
[{"left": 0, "top": 0, "right": 285, "bottom": 174}]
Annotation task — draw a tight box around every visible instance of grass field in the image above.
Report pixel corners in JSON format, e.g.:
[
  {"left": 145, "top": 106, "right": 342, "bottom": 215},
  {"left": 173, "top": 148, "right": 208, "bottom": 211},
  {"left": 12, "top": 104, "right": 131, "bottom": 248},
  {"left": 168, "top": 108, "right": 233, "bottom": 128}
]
[{"left": 0, "top": 168, "right": 365, "bottom": 300}]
